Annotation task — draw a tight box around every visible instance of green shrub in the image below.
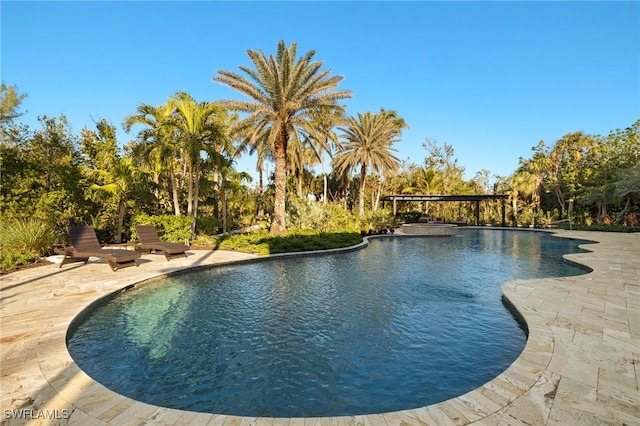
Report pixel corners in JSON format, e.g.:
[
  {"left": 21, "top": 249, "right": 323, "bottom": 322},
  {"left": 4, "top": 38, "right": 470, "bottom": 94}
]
[
  {"left": 394, "top": 211, "right": 421, "bottom": 224},
  {"left": 0, "top": 217, "right": 57, "bottom": 255},
  {"left": 1, "top": 250, "right": 41, "bottom": 272},
  {"left": 130, "top": 214, "right": 194, "bottom": 243},
  {"left": 322, "top": 203, "right": 359, "bottom": 231},
  {"left": 359, "top": 208, "right": 396, "bottom": 230},
  {"left": 0, "top": 218, "right": 57, "bottom": 272},
  {"left": 212, "top": 228, "right": 362, "bottom": 255},
  {"left": 285, "top": 197, "right": 360, "bottom": 232},
  {"left": 196, "top": 215, "right": 220, "bottom": 235},
  {"left": 285, "top": 197, "right": 326, "bottom": 229}
]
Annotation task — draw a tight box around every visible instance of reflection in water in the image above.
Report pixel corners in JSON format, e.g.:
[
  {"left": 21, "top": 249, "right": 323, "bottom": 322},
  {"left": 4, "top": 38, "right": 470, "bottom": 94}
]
[
  {"left": 122, "top": 282, "right": 191, "bottom": 359},
  {"left": 67, "top": 230, "right": 587, "bottom": 417}
]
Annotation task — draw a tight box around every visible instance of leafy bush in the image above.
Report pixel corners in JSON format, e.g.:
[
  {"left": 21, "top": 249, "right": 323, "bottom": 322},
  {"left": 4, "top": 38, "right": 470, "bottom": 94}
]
[
  {"left": 322, "top": 203, "right": 360, "bottom": 231},
  {"left": 395, "top": 211, "right": 421, "bottom": 224},
  {"left": 359, "top": 208, "right": 396, "bottom": 230},
  {"left": 0, "top": 218, "right": 57, "bottom": 272},
  {"left": 286, "top": 197, "right": 328, "bottom": 230},
  {"left": 130, "top": 214, "right": 194, "bottom": 243},
  {"left": 211, "top": 228, "right": 362, "bottom": 255},
  {"left": 1, "top": 250, "right": 41, "bottom": 272},
  {"left": 286, "top": 197, "right": 364, "bottom": 232},
  {"left": 196, "top": 215, "right": 220, "bottom": 235},
  {"left": 1, "top": 218, "right": 57, "bottom": 255}
]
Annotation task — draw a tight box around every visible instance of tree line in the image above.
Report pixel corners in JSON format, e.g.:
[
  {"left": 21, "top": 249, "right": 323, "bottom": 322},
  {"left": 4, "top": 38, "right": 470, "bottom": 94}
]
[{"left": 2, "top": 41, "right": 639, "bottom": 250}]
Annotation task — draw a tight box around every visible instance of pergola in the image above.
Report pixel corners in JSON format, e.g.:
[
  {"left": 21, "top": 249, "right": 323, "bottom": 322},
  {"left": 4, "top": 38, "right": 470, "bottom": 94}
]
[{"left": 380, "top": 194, "right": 509, "bottom": 227}]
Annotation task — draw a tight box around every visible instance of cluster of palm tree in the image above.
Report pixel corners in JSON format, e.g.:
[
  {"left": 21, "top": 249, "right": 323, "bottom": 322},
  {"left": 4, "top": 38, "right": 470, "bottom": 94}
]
[
  {"left": 123, "top": 41, "right": 407, "bottom": 235},
  {"left": 123, "top": 91, "right": 231, "bottom": 231}
]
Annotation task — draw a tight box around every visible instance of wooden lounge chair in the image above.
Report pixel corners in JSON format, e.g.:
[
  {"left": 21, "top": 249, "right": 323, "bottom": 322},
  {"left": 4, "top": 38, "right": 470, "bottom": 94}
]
[
  {"left": 134, "top": 225, "right": 190, "bottom": 261},
  {"left": 56, "top": 226, "right": 141, "bottom": 271}
]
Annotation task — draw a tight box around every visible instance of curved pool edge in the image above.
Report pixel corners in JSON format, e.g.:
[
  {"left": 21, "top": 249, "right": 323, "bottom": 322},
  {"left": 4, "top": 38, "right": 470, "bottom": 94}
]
[{"left": 1, "top": 230, "right": 638, "bottom": 425}]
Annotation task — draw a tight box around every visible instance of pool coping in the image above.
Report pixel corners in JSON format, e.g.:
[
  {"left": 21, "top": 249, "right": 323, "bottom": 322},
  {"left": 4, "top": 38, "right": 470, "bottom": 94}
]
[{"left": 1, "top": 229, "right": 638, "bottom": 425}]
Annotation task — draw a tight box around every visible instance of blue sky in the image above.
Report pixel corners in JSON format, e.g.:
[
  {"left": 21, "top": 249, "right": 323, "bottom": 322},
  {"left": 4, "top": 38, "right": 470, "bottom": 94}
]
[{"left": 3, "top": 1, "right": 639, "bottom": 184}]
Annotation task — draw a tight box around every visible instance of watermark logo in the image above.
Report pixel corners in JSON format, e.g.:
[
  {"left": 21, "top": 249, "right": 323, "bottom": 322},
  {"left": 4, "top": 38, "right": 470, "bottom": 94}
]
[{"left": 4, "top": 409, "right": 71, "bottom": 420}]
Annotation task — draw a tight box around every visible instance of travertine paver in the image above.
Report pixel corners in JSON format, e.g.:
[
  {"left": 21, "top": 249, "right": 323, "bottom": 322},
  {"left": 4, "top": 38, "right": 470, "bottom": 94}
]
[{"left": 1, "top": 230, "right": 638, "bottom": 425}]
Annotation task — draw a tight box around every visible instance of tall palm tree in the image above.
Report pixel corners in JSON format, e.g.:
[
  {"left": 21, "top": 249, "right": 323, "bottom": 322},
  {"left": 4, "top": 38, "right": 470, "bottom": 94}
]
[
  {"left": 509, "top": 170, "right": 537, "bottom": 225},
  {"left": 123, "top": 102, "right": 182, "bottom": 216},
  {"left": 332, "top": 110, "right": 406, "bottom": 217},
  {"left": 212, "top": 40, "right": 352, "bottom": 235},
  {"left": 168, "top": 91, "right": 228, "bottom": 229}
]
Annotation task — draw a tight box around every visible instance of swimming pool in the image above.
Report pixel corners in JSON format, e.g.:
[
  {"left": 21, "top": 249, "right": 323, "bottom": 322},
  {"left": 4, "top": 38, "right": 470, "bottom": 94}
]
[{"left": 67, "top": 229, "right": 588, "bottom": 417}]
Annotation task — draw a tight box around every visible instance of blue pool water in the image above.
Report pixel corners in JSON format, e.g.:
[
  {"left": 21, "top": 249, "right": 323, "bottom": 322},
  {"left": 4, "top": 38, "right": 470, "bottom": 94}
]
[{"left": 67, "top": 229, "right": 589, "bottom": 417}]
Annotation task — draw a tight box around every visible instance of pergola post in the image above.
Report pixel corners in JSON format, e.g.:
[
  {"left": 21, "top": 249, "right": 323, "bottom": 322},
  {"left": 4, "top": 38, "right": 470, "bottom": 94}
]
[{"left": 501, "top": 199, "right": 506, "bottom": 227}]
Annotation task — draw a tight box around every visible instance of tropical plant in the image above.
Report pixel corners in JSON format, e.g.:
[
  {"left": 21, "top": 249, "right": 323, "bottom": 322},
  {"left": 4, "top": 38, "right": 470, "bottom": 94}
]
[
  {"left": 0, "top": 217, "right": 56, "bottom": 271},
  {"left": 401, "top": 165, "right": 444, "bottom": 213},
  {"left": 168, "top": 91, "right": 230, "bottom": 230},
  {"left": 215, "top": 158, "right": 253, "bottom": 235},
  {"left": 509, "top": 170, "right": 537, "bottom": 225},
  {"left": 123, "top": 102, "right": 182, "bottom": 216},
  {"left": 332, "top": 110, "right": 406, "bottom": 217},
  {"left": 130, "top": 214, "right": 194, "bottom": 243},
  {"left": 81, "top": 120, "right": 146, "bottom": 242},
  {"left": 213, "top": 40, "right": 352, "bottom": 234},
  {"left": 85, "top": 156, "right": 144, "bottom": 243},
  {"left": 303, "top": 105, "right": 346, "bottom": 204}
]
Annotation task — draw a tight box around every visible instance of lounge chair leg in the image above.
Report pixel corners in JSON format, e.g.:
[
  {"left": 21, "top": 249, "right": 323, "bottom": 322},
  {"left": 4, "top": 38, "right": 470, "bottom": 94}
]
[
  {"left": 58, "top": 256, "right": 90, "bottom": 268},
  {"left": 108, "top": 259, "right": 138, "bottom": 271}
]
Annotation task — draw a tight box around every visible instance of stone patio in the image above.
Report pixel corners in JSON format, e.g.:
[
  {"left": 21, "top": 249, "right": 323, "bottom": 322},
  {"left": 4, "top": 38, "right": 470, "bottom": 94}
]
[{"left": 1, "top": 230, "right": 638, "bottom": 425}]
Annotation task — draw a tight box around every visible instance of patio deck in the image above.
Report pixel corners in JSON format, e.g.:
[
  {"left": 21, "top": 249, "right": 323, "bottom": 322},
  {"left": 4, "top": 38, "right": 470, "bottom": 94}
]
[{"left": 1, "top": 230, "right": 638, "bottom": 425}]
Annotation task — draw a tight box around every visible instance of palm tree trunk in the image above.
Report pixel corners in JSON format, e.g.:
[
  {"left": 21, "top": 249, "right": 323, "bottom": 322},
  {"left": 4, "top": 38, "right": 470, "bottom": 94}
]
[
  {"left": 358, "top": 165, "right": 367, "bottom": 218},
  {"left": 271, "top": 131, "right": 288, "bottom": 235},
  {"left": 186, "top": 162, "right": 199, "bottom": 233},
  {"left": 187, "top": 171, "right": 194, "bottom": 218},
  {"left": 297, "top": 168, "right": 303, "bottom": 198},
  {"left": 221, "top": 180, "right": 228, "bottom": 235},
  {"left": 170, "top": 168, "right": 181, "bottom": 216},
  {"left": 257, "top": 166, "right": 265, "bottom": 218},
  {"left": 152, "top": 173, "right": 161, "bottom": 214},
  {"left": 323, "top": 174, "right": 328, "bottom": 205},
  {"left": 116, "top": 196, "right": 126, "bottom": 243},
  {"left": 192, "top": 168, "right": 200, "bottom": 232},
  {"left": 321, "top": 157, "right": 328, "bottom": 205},
  {"left": 212, "top": 171, "right": 220, "bottom": 221},
  {"left": 373, "top": 179, "right": 382, "bottom": 211}
]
